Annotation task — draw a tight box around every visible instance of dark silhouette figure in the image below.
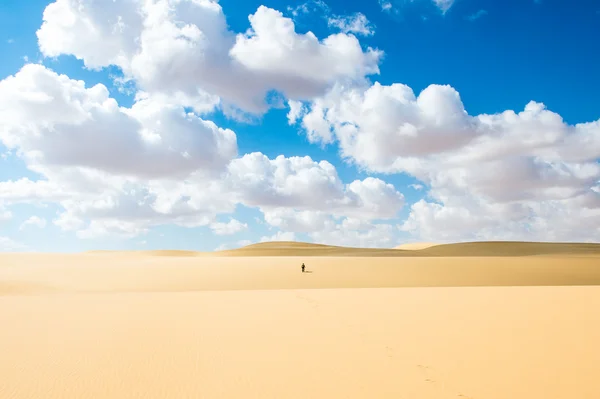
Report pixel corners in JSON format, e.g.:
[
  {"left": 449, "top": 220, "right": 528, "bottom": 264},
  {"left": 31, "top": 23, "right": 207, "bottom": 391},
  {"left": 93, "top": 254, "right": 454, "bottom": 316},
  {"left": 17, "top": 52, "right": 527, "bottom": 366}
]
[{"left": 301, "top": 263, "right": 305, "bottom": 273}]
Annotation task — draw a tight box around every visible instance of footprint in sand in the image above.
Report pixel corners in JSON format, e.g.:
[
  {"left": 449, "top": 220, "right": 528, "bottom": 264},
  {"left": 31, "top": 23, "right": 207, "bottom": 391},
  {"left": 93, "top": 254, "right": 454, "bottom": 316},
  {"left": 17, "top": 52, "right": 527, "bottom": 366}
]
[
  {"left": 295, "top": 293, "right": 319, "bottom": 309},
  {"left": 416, "top": 365, "right": 475, "bottom": 399},
  {"left": 384, "top": 346, "right": 394, "bottom": 359}
]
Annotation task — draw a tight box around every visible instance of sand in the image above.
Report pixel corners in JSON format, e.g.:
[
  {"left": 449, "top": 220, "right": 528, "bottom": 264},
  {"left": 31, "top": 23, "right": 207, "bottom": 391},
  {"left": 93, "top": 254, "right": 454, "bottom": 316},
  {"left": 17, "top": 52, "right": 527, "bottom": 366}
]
[
  {"left": 1, "top": 244, "right": 599, "bottom": 398},
  {"left": 395, "top": 242, "right": 440, "bottom": 250},
  {"left": 213, "top": 240, "right": 600, "bottom": 257}
]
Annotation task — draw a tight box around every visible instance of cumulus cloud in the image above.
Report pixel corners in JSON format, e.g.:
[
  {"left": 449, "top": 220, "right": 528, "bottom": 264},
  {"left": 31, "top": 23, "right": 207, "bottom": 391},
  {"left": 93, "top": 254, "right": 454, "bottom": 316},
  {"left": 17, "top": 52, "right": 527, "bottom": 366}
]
[
  {"left": 300, "top": 82, "right": 475, "bottom": 169},
  {"left": 20, "top": 216, "right": 47, "bottom": 230},
  {"left": 36, "top": 0, "right": 382, "bottom": 113},
  {"left": 4, "top": 1, "right": 398, "bottom": 244},
  {"left": 0, "top": 62, "right": 241, "bottom": 238},
  {"left": 0, "top": 64, "right": 237, "bottom": 180},
  {"left": 296, "top": 81, "right": 600, "bottom": 242},
  {"left": 0, "top": 69, "right": 404, "bottom": 241},
  {"left": 327, "top": 13, "right": 375, "bottom": 36},
  {"left": 262, "top": 208, "right": 332, "bottom": 233},
  {"left": 310, "top": 220, "right": 396, "bottom": 248},
  {"left": 210, "top": 219, "right": 248, "bottom": 235},
  {"left": 287, "top": 100, "right": 306, "bottom": 125},
  {"left": 260, "top": 231, "right": 296, "bottom": 242},
  {"left": 230, "top": 157, "right": 405, "bottom": 241},
  {"left": 230, "top": 7, "right": 381, "bottom": 99},
  {"left": 225, "top": 153, "right": 404, "bottom": 221}
]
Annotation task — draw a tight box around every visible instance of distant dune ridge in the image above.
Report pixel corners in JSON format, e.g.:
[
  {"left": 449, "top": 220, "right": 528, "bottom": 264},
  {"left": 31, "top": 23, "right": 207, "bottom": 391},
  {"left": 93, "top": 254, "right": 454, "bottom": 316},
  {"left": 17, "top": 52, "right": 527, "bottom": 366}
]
[
  {"left": 394, "top": 242, "right": 439, "bottom": 250},
  {"left": 83, "top": 240, "right": 600, "bottom": 257},
  {"left": 130, "top": 240, "right": 600, "bottom": 257}
]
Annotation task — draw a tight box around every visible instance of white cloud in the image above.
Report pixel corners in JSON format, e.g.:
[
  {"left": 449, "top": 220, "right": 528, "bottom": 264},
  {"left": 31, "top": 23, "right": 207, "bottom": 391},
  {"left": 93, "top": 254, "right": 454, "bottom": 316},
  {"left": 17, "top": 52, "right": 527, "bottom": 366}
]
[
  {"left": 0, "top": 68, "right": 404, "bottom": 242},
  {"left": 433, "top": 0, "right": 455, "bottom": 13},
  {"left": 379, "top": 0, "right": 454, "bottom": 14},
  {"left": 20, "top": 1, "right": 391, "bottom": 245},
  {"left": 379, "top": 0, "right": 393, "bottom": 12},
  {"left": 210, "top": 219, "right": 248, "bottom": 235},
  {"left": 287, "top": 100, "right": 307, "bottom": 125},
  {"left": 299, "top": 82, "right": 475, "bottom": 169},
  {"left": 327, "top": 13, "right": 375, "bottom": 36},
  {"left": 287, "top": 0, "right": 330, "bottom": 18},
  {"left": 299, "top": 81, "right": 600, "bottom": 242},
  {"left": 0, "top": 144, "right": 404, "bottom": 241},
  {"left": 37, "top": 0, "right": 382, "bottom": 114},
  {"left": 259, "top": 208, "right": 397, "bottom": 248},
  {"left": 0, "top": 61, "right": 241, "bottom": 239},
  {"left": 20, "top": 216, "right": 47, "bottom": 230},
  {"left": 260, "top": 231, "right": 296, "bottom": 242},
  {"left": 466, "top": 10, "right": 488, "bottom": 21},
  {"left": 230, "top": 6, "right": 382, "bottom": 100},
  {"left": 0, "top": 65, "right": 237, "bottom": 180},
  {"left": 262, "top": 208, "right": 333, "bottom": 233},
  {"left": 409, "top": 184, "right": 424, "bottom": 191},
  {"left": 310, "top": 221, "right": 396, "bottom": 248},
  {"left": 226, "top": 153, "right": 404, "bottom": 221},
  {"left": 76, "top": 219, "right": 149, "bottom": 240},
  {"left": 0, "top": 179, "right": 73, "bottom": 204}
]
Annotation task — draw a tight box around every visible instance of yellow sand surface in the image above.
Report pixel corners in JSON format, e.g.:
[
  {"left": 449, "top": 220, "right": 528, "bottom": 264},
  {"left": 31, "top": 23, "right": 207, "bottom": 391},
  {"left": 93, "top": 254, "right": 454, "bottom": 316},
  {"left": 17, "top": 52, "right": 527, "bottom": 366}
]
[
  {"left": 1, "top": 246, "right": 599, "bottom": 398},
  {"left": 395, "top": 242, "right": 440, "bottom": 250}
]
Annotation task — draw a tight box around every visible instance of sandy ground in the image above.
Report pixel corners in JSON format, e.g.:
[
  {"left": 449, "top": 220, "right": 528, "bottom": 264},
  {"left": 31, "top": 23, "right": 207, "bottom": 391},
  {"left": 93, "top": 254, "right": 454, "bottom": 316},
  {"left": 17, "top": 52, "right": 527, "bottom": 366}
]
[
  {"left": 1, "top": 252, "right": 599, "bottom": 398},
  {"left": 395, "top": 242, "right": 440, "bottom": 250}
]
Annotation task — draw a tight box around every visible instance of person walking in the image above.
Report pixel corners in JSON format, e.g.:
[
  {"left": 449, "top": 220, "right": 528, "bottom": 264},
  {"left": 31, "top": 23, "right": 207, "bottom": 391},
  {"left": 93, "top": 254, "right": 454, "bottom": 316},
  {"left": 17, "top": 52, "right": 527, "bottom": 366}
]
[{"left": 301, "top": 263, "right": 305, "bottom": 273}]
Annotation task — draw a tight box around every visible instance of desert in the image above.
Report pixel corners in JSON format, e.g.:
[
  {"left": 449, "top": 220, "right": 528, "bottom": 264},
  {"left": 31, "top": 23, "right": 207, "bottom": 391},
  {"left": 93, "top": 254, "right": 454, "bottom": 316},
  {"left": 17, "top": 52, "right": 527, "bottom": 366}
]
[
  {"left": 1, "top": 241, "right": 599, "bottom": 399},
  {"left": 2, "top": 0, "right": 599, "bottom": 398}
]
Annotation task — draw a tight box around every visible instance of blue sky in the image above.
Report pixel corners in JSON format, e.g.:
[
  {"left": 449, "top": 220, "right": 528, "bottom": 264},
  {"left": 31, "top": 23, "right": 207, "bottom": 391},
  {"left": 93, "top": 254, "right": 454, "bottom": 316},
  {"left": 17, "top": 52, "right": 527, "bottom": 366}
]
[{"left": 0, "top": 0, "right": 599, "bottom": 252}]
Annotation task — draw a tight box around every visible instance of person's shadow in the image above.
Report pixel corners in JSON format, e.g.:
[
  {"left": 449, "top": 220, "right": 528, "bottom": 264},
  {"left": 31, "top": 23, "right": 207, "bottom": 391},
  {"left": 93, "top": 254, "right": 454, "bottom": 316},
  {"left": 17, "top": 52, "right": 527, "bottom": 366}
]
[{"left": 304, "top": 270, "right": 313, "bottom": 273}]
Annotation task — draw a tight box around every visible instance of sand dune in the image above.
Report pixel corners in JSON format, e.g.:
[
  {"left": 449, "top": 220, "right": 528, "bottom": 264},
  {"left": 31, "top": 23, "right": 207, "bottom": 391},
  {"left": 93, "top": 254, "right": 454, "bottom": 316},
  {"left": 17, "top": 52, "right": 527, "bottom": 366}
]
[
  {"left": 84, "top": 240, "right": 600, "bottom": 257},
  {"left": 214, "top": 240, "right": 600, "bottom": 257},
  {"left": 395, "top": 242, "right": 439, "bottom": 250},
  {"left": 1, "top": 247, "right": 599, "bottom": 398}
]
